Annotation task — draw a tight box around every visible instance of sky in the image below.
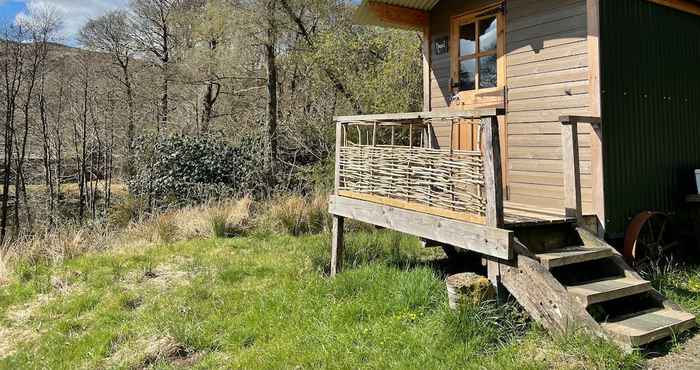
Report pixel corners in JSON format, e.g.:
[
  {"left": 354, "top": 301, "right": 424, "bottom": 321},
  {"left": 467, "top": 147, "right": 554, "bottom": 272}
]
[{"left": 0, "top": 0, "right": 129, "bottom": 44}]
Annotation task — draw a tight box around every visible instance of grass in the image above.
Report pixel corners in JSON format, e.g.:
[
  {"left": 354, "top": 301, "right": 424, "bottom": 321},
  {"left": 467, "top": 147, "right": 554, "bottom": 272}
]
[{"left": 0, "top": 229, "right": 647, "bottom": 369}]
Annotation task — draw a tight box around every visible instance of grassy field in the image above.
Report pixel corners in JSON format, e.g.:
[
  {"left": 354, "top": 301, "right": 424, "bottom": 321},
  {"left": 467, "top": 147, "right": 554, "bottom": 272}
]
[{"left": 0, "top": 227, "right": 666, "bottom": 369}]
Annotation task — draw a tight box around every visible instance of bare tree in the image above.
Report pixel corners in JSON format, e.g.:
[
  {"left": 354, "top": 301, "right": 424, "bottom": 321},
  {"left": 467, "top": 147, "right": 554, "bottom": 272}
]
[
  {"left": 0, "top": 4, "right": 61, "bottom": 243},
  {"left": 130, "top": 0, "right": 182, "bottom": 132},
  {"left": 264, "top": 0, "right": 279, "bottom": 171},
  {"left": 80, "top": 10, "right": 138, "bottom": 175},
  {"left": 0, "top": 27, "right": 24, "bottom": 244}
]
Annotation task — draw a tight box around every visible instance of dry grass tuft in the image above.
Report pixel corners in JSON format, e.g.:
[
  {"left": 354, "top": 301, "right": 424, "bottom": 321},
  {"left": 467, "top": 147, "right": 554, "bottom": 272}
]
[
  {"left": 0, "top": 258, "right": 8, "bottom": 286},
  {"left": 2, "top": 225, "right": 116, "bottom": 267},
  {"left": 0, "top": 194, "right": 314, "bottom": 277},
  {"left": 126, "top": 197, "right": 255, "bottom": 244},
  {"left": 173, "top": 197, "right": 254, "bottom": 240},
  {"left": 0, "top": 326, "right": 39, "bottom": 360},
  {"left": 263, "top": 193, "right": 330, "bottom": 236},
  {"left": 107, "top": 335, "right": 192, "bottom": 368}
]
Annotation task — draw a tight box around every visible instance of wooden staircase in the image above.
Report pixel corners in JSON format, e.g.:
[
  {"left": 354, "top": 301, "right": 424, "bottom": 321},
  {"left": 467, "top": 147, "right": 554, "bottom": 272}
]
[{"left": 495, "top": 225, "right": 696, "bottom": 350}]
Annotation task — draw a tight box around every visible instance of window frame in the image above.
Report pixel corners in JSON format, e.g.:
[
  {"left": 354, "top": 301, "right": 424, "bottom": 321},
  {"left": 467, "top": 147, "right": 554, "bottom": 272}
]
[{"left": 450, "top": 4, "right": 505, "bottom": 95}]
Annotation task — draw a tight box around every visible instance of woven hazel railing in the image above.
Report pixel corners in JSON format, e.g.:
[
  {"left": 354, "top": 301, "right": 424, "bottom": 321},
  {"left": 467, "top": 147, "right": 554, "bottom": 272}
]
[
  {"left": 338, "top": 145, "right": 487, "bottom": 218},
  {"left": 333, "top": 110, "right": 504, "bottom": 227}
]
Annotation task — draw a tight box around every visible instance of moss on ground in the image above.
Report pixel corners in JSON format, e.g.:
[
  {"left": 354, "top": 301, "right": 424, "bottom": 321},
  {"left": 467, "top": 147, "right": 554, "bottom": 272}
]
[{"left": 0, "top": 231, "right": 653, "bottom": 369}]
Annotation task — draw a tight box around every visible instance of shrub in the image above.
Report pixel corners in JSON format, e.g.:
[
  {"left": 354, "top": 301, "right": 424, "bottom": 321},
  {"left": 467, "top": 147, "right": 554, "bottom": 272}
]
[{"left": 128, "top": 134, "right": 267, "bottom": 208}]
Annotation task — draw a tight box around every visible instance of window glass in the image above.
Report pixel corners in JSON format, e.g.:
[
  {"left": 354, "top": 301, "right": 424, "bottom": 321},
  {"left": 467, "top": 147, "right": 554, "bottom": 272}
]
[
  {"left": 479, "top": 55, "right": 497, "bottom": 88},
  {"left": 459, "top": 59, "right": 476, "bottom": 91},
  {"left": 479, "top": 16, "right": 498, "bottom": 52},
  {"left": 459, "top": 23, "right": 476, "bottom": 57}
]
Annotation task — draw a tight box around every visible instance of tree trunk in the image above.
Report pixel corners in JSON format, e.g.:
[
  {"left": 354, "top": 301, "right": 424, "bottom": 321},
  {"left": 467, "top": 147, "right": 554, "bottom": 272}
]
[
  {"left": 265, "top": 0, "right": 279, "bottom": 174},
  {"left": 122, "top": 63, "right": 135, "bottom": 176},
  {"left": 39, "top": 76, "right": 56, "bottom": 229}
]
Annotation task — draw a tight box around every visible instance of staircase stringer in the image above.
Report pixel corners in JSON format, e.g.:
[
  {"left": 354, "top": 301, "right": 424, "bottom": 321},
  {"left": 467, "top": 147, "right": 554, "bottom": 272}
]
[{"left": 498, "top": 254, "right": 607, "bottom": 339}]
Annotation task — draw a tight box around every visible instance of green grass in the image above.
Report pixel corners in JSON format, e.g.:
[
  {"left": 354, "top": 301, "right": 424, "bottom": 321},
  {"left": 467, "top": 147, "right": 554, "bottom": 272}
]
[{"left": 0, "top": 231, "right": 649, "bottom": 369}]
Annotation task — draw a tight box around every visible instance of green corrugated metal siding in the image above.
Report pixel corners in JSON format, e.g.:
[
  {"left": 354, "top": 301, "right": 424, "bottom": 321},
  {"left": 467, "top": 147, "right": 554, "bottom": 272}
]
[{"left": 600, "top": 0, "right": 700, "bottom": 237}]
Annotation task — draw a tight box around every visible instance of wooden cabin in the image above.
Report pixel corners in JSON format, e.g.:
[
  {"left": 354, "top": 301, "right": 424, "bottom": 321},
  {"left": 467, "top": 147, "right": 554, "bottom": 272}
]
[{"left": 329, "top": 0, "right": 699, "bottom": 349}]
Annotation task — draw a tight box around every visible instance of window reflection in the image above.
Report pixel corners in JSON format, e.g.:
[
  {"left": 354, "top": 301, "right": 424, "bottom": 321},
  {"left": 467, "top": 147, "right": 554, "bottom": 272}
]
[
  {"left": 479, "top": 55, "right": 497, "bottom": 88},
  {"left": 460, "top": 23, "right": 476, "bottom": 56},
  {"left": 459, "top": 59, "right": 476, "bottom": 91},
  {"left": 479, "top": 17, "right": 497, "bottom": 52}
]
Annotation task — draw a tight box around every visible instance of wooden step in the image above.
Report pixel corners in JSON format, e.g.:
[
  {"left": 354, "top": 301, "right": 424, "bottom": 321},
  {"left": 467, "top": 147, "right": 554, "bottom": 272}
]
[
  {"left": 536, "top": 246, "right": 615, "bottom": 270},
  {"left": 566, "top": 277, "right": 653, "bottom": 306},
  {"left": 601, "top": 308, "right": 697, "bottom": 347}
]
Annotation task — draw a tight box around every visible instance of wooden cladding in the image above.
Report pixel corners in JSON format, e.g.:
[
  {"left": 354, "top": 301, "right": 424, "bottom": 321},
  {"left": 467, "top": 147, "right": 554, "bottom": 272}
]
[{"left": 366, "top": 2, "right": 429, "bottom": 29}]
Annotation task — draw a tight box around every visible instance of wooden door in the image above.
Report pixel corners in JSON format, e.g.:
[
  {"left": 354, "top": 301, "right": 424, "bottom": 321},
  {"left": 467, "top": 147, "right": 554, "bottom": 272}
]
[{"left": 448, "top": 3, "right": 508, "bottom": 191}]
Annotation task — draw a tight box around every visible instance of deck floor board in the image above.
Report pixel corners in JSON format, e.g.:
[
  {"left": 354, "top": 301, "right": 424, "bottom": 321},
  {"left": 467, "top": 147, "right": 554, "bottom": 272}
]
[{"left": 503, "top": 201, "right": 575, "bottom": 226}]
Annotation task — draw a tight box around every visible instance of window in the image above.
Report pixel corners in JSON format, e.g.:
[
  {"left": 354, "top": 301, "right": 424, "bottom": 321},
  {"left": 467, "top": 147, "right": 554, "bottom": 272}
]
[{"left": 452, "top": 9, "right": 503, "bottom": 93}]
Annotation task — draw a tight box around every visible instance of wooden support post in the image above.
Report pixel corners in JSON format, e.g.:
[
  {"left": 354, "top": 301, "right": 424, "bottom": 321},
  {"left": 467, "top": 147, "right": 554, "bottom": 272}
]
[
  {"left": 591, "top": 122, "right": 605, "bottom": 237},
  {"left": 422, "top": 24, "right": 431, "bottom": 112},
  {"left": 331, "top": 215, "right": 345, "bottom": 277},
  {"left": 482, "top": 115, "right": 506, "bottom": 297},
  {"left": 482, "top": 115, "right": 504, "bottom": 228},
  {"left": 561, "top": 119, "right": 583, "bottom": 225},
  {"left": 331, "top": 121, "right": 345, "bottom": 277}
]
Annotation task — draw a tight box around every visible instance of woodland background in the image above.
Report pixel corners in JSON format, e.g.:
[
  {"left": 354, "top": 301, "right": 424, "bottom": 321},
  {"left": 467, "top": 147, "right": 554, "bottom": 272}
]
[{"left": 0, "top": 0, "right": 422, "bottom": 248}]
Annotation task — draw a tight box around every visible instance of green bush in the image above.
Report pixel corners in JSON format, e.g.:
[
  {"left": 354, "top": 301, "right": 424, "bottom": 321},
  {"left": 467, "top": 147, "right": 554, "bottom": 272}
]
[{"left": 128, "top": 134, "right": 267, "bottom": 207}]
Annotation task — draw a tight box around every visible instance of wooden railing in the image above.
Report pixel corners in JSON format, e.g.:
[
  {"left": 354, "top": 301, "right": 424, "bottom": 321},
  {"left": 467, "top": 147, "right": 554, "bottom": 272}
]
[{"left": 333, "top": 109, "right": 504, "bottom": 227}]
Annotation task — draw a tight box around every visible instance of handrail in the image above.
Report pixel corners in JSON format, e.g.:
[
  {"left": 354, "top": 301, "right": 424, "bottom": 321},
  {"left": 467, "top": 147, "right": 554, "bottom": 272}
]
[
  {"left": 559, "top": 115, "right": 602, "bottom": 125},
  {"left": 335, "top": 109, "right": 505, "bottom": 123}
]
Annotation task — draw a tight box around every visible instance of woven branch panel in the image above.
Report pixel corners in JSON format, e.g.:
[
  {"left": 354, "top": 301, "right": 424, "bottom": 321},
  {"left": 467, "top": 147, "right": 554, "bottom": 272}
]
[{"left": 338, "top": 145, "right": 486, "bottom": 218}]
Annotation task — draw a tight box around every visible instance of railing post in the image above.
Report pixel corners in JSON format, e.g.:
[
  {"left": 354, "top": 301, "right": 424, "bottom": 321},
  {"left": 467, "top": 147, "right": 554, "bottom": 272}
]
[
  {"left": 334, "top": 121, "right": 343, "bottom": 194},
  {"left": 482, "top": 115, "right": 504, "bottom": 228},
  {"left": 331, "top": 120, "right": 345, "bottom": 277},
  {"left": 560, "top": 118, "right": 583, "bottom": 225}
]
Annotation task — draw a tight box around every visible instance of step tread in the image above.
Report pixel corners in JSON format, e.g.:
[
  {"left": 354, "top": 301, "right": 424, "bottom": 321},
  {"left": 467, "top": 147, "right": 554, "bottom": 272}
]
[
  {"left": 535, "top": 246, "right": 614, "bottom": 269},
  {"left": 566, "top": 277, "right": 653, "bottom": 306},
  {"left": 601, "top": 308, "right": 697, "bottom": 347}
]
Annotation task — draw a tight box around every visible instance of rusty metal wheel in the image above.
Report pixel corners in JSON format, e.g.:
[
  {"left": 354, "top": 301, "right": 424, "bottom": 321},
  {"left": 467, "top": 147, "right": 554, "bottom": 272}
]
[{"left": 623, "top": 212, "right": 680, "bottom": 267}]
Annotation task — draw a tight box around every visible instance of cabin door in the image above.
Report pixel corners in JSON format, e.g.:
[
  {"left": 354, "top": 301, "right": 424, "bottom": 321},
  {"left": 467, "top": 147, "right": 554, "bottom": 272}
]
[{"left": 448, "top": 4, "right": 505, "bottom": 152}]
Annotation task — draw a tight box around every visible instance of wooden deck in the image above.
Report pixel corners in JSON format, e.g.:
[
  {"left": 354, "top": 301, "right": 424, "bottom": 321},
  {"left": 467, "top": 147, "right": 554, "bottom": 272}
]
[{"left": 503, "top": 201, "right": 576, "bottom": 227}]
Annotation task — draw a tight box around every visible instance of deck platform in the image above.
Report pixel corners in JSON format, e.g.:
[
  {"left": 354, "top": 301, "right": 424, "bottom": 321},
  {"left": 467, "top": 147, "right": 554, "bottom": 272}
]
[{"left": 503, "top": 201, "right": 577, "bottom": 227}]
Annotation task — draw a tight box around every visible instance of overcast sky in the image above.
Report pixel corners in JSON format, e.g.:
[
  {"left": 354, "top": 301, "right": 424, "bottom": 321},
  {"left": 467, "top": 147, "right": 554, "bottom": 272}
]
[{"left": 0, "top": 0, "right": 129, "bottom": 44}]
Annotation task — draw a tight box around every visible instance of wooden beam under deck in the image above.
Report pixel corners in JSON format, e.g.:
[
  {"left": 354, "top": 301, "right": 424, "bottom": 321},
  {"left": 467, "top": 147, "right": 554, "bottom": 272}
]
[
  {"left": 329, "top": 195, "right": 513, "bottom": 260},
  {"left": 338, "top": 191, "right": 487, "bottom": 225}
]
